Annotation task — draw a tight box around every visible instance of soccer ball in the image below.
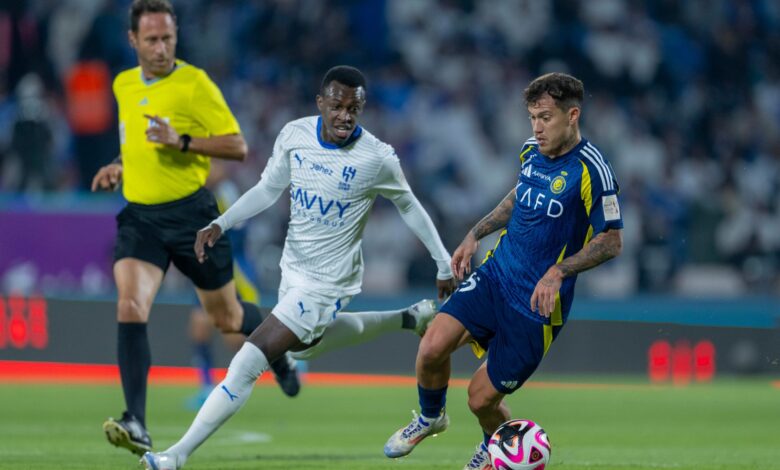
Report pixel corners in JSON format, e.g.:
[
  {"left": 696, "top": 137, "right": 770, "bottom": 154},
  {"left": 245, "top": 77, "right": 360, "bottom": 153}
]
[{"left": 487, "top": 419, "right": 551, "bottom": 469}]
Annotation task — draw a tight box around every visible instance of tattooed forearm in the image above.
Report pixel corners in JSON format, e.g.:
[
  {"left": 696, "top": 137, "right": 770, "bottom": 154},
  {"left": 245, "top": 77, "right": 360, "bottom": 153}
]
[
  {"left": 557, "top": 229, "right": 623, "bottom": 278},
  {"left": 471, "top": 189, "right": 516, "bottom": 240}
]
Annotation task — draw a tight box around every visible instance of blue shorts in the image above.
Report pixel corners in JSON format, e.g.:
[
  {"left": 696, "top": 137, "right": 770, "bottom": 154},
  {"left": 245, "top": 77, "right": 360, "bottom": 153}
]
[{"left": 441, "top": 267, "right": 562, "bottom": 394}]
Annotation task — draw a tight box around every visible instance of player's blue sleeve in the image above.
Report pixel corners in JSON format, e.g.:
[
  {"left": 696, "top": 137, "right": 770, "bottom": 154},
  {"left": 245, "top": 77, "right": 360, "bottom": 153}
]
[{"left": 579, "top": 146, "right": 623, "bottom": 235}]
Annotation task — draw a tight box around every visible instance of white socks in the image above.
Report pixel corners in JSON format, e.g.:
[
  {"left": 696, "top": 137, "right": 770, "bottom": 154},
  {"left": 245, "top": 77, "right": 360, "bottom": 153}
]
[
  {"left": 166, "top": 342, "right": 269, "bottom": 462},
  {"left": 291, "top": 308, "right": 405, "bottom": 360},
  {"left": 163, "top": 308, "right": 408, "bottom": 463}
]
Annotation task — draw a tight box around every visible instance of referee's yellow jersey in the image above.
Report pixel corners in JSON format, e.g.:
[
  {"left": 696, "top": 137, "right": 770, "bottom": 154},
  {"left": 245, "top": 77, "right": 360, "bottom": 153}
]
[{"left": 114, "top": 60, "right": 241, "bottom": 204}]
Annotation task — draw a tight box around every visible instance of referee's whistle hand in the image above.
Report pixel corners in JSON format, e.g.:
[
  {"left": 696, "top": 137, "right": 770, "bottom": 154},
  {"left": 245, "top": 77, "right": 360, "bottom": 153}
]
[
  {"left": 144, "top": 114, "right": 179, "bottom": 146},
  {"left": 194, "top": 224, "right": 222, "bottom": 263},
  {"left": 90, "top": 163, "right": 122, "bottom": 192}
]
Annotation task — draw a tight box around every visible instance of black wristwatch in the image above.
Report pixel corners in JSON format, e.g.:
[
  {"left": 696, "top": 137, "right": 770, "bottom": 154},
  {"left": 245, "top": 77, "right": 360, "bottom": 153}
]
[{"left": 179, "top": 134, "right": 192, "bottom": 153}]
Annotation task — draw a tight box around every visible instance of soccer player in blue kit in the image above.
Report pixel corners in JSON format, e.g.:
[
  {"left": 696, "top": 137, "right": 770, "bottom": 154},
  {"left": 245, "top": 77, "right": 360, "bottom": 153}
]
[{"left": 384, "top": 72, "right": 624, "bottom": 469}]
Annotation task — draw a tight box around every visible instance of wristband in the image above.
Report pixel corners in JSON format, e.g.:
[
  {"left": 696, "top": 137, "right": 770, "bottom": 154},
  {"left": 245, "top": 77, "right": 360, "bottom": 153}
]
[{"left": 179, "top": 134, "right": 192, "bottom": 153}]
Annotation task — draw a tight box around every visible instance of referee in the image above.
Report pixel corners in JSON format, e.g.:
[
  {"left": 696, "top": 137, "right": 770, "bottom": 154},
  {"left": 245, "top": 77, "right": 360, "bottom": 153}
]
[{"left": 91, "top": 0, "right": 299, "bottom": 457}]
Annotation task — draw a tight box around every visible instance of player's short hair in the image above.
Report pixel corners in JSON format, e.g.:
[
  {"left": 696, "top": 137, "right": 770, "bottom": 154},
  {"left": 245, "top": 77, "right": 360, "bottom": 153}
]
[
  {"left": 321, "top": 66, "right": 367, "bottom": 93},
  {"left": 524, "top": 73, "right": 584, "bottom": 111},
  {"left": 130, "top": 0, "right": 176, "bottom": 32}
]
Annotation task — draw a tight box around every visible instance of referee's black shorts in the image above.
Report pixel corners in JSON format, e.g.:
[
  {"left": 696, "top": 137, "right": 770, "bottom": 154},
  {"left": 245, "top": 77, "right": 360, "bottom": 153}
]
[{"left": 113, "top": 187, "right": 233, "bottom": 290}]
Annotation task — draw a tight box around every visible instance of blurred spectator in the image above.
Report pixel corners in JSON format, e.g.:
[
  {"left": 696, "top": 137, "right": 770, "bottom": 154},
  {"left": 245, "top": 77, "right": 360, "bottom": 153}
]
[
  {"left": 64, "top": 59, "right": 115, "bottom": 189},
  {"left": 9, "top": 72, "right": 54, "bottom": 190},
  {"left": 1, "top": 0, "right": 780, "bottom": 296}
]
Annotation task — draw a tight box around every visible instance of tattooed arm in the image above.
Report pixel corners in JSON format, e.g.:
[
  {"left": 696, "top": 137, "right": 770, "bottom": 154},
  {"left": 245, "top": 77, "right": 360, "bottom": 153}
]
[
  {"left": 471, "top": 189, "right": 517, "bottom": 240},
  {"left": 451, "top": 188, "right": 517, "bottom": 279},
  {"left": 530, "top": 228, "right": 623, "bottom": 317},
  {"left": 557, "top": 229, "right": 623, "bottom": 277}
]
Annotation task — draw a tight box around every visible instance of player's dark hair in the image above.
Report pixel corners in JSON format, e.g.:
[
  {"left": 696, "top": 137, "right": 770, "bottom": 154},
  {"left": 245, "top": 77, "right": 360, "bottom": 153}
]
[
  {"left": 524, "top": 73, "right": 584, "bottom": 111},
  {"left": 321, "top": 66, "right": 367, "bottom": 92},
  {"left": 130, "top": 0, "right": 176, "bottom": 32}
]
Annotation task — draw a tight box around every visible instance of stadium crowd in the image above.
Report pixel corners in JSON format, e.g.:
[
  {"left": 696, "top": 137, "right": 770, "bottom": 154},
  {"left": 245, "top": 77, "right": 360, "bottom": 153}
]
[{"left": 1, "top": 0, "right": 779, "bottom": 296}]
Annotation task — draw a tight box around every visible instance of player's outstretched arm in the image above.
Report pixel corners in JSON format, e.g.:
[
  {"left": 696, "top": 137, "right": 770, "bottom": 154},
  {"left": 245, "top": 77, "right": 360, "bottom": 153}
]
[
  {"left": 194, "top": 223, "right": 223, "bottom": 263},
  {"left": 197, "top": 130, "right": 291, "bottom": 250},
  {"left": 530, "top": 228, "right": 623, "bottom": 317},
  {"left": 193, "top": 177, "right": 286, "bottom": 263},
  {"left": 452, "top": 188, "right": 516, "bottom": 280},
  {"left": 90, "top": 158, "right": 123, "bottom": 192},
  {"left": 376, "top": 155, "right": 455, "bottom": 300},
  {"left": 386, "top": 190, "right": 456, "bottom": 301},
  {"left": 144, "top": 114, "right": 248, "bottom": 161}
]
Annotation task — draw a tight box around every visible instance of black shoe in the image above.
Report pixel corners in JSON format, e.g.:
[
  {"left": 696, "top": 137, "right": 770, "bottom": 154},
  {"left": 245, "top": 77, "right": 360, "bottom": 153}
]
[
  {"left": 103, "top": 411, "right": 152, "bottom": 456},
  {"left": 270, "top": 353, "right": 301, "bottom": 397}
]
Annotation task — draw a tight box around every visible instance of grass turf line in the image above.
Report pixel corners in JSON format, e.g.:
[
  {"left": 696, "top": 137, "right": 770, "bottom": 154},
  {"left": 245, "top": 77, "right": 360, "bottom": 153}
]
[{"left": 0, "top": 378, "right": 777, "bottom": 469}]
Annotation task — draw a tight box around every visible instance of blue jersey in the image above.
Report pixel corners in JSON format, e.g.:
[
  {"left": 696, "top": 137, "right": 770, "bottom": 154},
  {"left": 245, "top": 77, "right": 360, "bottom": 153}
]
[{"left": 483, "top": 137, "right": 623, "bottom": 326}]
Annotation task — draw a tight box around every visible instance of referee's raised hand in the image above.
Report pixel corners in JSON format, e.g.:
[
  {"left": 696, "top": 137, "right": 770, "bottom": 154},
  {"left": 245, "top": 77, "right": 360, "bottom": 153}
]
[
  {"left": 144, "top": 114, "right": 179, "bottom": 147},
  {"left": 194, "top": 223, "right": 223, "bottom": 263}
]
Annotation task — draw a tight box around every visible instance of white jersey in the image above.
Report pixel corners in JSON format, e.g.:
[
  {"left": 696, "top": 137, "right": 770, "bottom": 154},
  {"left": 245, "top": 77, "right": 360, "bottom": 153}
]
[{"left": 214, "top": 116, "right": 452, "bottom": 297}]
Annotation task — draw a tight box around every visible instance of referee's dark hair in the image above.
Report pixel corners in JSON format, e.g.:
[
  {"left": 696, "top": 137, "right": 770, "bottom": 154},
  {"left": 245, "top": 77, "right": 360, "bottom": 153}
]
[
  {"left": 321, "top": 66, "right": 367, "bottom": 92},
  {"left": 130, "top": 0, "right": 176, "bottom": 32}
]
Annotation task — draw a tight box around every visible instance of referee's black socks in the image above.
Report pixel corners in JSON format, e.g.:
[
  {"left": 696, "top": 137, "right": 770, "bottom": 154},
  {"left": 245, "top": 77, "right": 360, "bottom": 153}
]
[{"left": 117, "top": 322, "right": 151, "bottom": 427}]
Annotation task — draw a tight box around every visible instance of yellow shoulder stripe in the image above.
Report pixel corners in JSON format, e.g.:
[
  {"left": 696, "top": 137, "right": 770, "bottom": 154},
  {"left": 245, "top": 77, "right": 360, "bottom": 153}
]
[
  {"left": 579, "top": 160, "right": 595, "bottom": 245},
  {"left": 580, "top": 160, "right": 593, "bottom": 217},
  {"left": 519, "top": 145, "right": 534, "bottom": 165}
]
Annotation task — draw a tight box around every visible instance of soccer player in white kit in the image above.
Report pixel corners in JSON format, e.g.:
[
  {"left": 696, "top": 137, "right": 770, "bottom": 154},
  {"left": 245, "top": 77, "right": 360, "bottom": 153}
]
[{"left": 141, "top": 66, "right": 457, "bottom": 470}]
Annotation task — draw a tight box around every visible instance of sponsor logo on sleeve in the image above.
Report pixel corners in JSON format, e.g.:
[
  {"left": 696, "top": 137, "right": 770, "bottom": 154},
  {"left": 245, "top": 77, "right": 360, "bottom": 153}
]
[{"left": 602, "top": 194, "right": 621, "bottom": 221}]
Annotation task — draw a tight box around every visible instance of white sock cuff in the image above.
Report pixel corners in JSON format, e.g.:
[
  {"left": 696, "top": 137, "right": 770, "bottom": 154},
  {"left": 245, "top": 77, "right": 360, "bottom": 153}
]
[{"left": 229, "top": 342, "right": 270, "bottom": 382}]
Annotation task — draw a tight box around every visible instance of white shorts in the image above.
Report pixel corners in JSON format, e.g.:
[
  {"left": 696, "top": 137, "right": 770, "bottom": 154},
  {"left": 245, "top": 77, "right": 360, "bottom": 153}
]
[{"left": 271, "top": 276, "right": 352, "bottom": 345}]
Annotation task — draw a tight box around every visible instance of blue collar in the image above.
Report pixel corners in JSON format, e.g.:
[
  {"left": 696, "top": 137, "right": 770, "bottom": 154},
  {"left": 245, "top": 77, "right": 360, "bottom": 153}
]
[
  {"left": 317, "top": 116, "right": 363, "bottom": 149},
  {"left": 537, "top": 137, "right": 588, "bottom": 161}
]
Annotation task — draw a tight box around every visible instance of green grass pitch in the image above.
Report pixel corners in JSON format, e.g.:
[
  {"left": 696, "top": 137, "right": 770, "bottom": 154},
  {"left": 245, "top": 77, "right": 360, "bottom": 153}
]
[{"left": 0, "top": 377, "right": 777, "bottom": 469}]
